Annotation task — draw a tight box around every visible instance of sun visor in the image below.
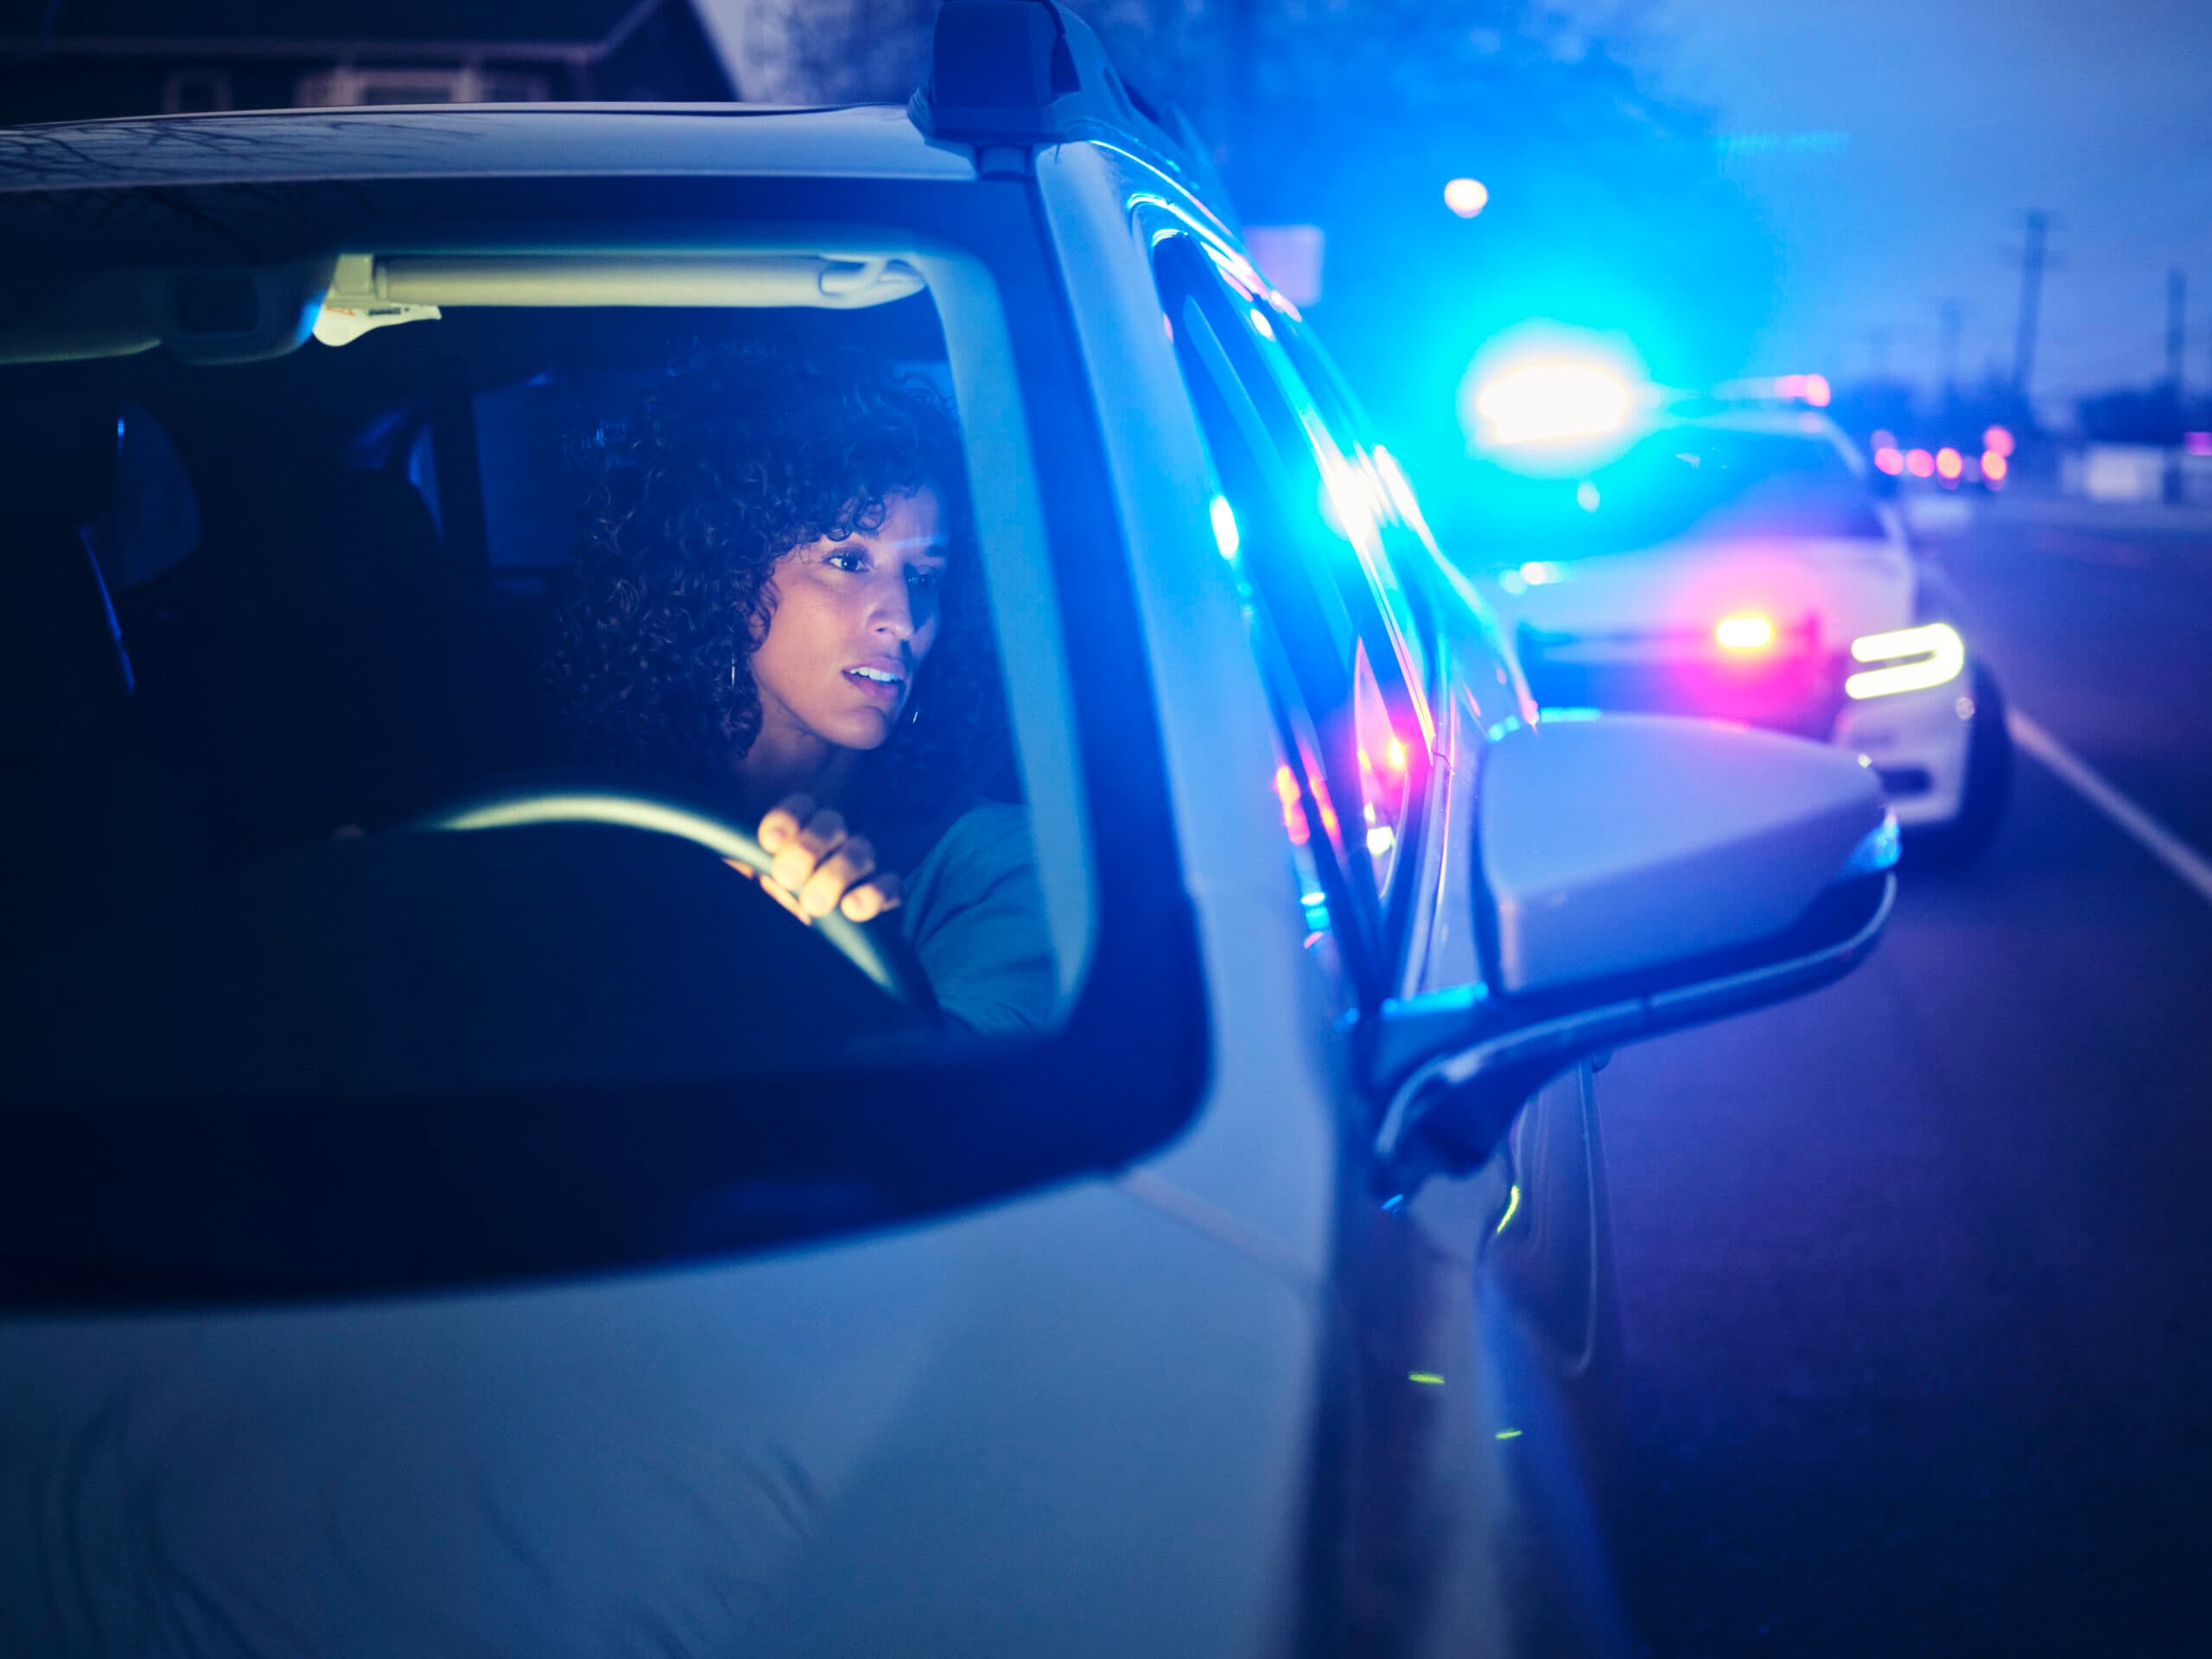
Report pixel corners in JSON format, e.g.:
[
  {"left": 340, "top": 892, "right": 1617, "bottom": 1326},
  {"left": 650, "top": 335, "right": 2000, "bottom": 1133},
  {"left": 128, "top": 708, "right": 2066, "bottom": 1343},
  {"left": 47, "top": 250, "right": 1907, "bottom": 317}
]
[{"left": 312, "top": 252, "right": 928, "bottom": 346}]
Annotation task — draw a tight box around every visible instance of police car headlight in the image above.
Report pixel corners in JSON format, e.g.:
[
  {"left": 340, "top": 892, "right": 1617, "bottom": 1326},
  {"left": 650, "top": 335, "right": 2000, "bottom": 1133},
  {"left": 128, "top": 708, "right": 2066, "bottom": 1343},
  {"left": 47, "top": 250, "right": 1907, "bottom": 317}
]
[{"left": 1844, "top": 622, "right": 1965, "bottom": 700}]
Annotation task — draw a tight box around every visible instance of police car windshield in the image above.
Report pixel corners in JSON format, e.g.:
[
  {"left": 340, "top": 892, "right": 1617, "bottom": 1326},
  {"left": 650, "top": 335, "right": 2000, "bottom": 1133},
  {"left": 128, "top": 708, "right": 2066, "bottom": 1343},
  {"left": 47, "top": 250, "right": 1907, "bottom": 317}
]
[{"left": 1461, "top": 427, "right": 1886, "bottom": 559}]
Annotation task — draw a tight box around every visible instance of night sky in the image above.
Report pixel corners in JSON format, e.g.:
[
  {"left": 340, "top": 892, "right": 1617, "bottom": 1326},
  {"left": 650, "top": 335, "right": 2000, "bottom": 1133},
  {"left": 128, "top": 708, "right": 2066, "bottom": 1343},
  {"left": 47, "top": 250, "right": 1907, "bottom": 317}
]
[{"left": 1630, "top": 0, "right": 2212, "bottom": 414}]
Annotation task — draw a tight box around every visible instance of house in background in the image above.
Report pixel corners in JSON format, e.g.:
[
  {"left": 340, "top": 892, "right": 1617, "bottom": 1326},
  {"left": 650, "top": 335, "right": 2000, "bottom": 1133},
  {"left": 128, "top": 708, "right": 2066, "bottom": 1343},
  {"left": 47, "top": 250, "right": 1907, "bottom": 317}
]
[{"left": 0, "top": 0, "right": 737, "bottom": 124}]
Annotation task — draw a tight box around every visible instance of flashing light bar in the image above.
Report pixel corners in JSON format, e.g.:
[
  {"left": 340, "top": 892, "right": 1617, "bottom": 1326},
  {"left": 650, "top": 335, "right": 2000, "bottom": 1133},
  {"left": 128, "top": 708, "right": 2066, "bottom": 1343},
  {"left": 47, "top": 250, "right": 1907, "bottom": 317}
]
[
  {"left": 1775, "top": 372, "right": 1831, "bottom": 407},
  {"left": 1475, "top": 364, "right": 1630, "bottom": 446},
  {"left": 1846, "top": 622, "right": 1965, "bottom": 700},
  {"left": 1713, "top": 372, "right": 1832, "bottom": 408}
]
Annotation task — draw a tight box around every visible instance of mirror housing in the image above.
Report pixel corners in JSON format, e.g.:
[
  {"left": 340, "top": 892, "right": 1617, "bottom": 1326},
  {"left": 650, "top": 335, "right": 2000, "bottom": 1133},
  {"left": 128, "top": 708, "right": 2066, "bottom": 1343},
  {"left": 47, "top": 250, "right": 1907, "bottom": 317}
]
[
  {"left": 1370, "top": 715, "right": 1895, "bottom": 1185},
  {"left": 1482, "top": 715, "right": 1889, "bottom": 997}
]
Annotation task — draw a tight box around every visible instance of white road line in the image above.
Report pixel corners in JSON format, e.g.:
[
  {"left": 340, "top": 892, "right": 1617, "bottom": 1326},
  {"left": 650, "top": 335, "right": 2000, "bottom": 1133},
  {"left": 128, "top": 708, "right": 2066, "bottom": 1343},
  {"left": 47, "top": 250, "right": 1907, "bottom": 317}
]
[{"left": 2010, "top": 709, "right": 2212, "bottom": 907}]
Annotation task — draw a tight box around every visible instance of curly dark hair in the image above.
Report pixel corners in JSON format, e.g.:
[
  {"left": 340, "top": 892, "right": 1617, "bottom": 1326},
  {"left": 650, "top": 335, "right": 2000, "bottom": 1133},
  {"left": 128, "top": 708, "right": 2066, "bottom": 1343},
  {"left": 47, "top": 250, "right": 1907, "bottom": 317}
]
[{"left": 547, "top": 330, "right": 1008, "bottom": 859}]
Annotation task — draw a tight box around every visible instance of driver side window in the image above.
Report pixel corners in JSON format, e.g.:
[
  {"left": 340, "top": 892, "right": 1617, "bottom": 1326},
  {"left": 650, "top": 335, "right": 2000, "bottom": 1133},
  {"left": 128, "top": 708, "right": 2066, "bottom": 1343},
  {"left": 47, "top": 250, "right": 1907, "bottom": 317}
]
[{"left": 1150, "top": 233, "right": 1436, "bottom": 1004}]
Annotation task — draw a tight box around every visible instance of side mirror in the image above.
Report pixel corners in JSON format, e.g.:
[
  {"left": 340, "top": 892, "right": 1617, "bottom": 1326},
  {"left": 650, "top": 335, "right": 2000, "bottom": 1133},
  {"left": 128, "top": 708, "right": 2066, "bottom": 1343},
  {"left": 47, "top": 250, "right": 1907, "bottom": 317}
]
[{"left": 1369, "top": 715, "right": 1895, "bottom": 1184}]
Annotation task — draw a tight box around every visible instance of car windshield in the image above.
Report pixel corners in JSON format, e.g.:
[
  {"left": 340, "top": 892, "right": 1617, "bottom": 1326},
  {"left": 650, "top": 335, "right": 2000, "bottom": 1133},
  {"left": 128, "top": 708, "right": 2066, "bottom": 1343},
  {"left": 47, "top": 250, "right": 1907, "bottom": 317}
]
[
  {"left": 1450, "top": 424, "right": 1887, "bottom": 562},
  {"left": 2, "top": 251, "right": 1094, "bottom": 1105}
]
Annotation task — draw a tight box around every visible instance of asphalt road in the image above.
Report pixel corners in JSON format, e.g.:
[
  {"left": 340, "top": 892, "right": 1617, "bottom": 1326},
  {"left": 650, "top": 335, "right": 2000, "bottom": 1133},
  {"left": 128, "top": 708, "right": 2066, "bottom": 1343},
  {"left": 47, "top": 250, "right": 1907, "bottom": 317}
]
[{"left": 1604, "top": 501, "right": 2212, "bottom": 1656}]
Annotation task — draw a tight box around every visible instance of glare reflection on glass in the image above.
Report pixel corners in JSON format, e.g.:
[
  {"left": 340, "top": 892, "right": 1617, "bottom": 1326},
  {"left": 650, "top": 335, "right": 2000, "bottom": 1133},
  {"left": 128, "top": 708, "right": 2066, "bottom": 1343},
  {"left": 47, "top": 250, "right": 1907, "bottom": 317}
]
[
  {"left": 1274, "top": 763, "right": 1311, "bottom": 846},
  {"left": 1371, "top": 445, "right": 1440, "bottom": 550},
  {"left": 1210, "top": 493, "right": 1240, "bottom": 560},
  {"left": 1495, "top": 1181, "right": 1522, "bottom": 1236}
]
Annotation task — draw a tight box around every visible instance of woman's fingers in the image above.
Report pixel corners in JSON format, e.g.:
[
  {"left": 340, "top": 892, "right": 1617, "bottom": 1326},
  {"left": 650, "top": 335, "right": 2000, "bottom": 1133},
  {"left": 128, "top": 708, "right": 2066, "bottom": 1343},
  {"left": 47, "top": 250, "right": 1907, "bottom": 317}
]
[
  {"left": 839, "top": 870, "right": 902, "bottom": 923},
  {"left": 797, "top": 834, "right": 874, "bottom": 919},
  {"left": 751, "top": 799, "right": 898, "bottom": 925},
  {"left": 756, "top": 794, "right": 815, "bottom": 855},
  {"left": 767, "top": 804, "right": 846, "bottom": 893}
]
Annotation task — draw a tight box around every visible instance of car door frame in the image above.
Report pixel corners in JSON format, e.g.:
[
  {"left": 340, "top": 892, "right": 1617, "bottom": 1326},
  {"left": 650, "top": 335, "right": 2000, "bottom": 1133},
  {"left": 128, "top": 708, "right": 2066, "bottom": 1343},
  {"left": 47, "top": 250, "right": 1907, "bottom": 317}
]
[{"left": 1034, "top": 137, "right": 1630, "bottom": 1655}]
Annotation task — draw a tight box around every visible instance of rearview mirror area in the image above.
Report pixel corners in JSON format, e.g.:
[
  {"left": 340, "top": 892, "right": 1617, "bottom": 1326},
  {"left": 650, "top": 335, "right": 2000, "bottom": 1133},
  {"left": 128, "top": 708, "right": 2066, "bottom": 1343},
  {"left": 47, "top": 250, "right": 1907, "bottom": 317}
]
[{"left": 1370, "top": 715, "right": 1895, "bottom": 1185}]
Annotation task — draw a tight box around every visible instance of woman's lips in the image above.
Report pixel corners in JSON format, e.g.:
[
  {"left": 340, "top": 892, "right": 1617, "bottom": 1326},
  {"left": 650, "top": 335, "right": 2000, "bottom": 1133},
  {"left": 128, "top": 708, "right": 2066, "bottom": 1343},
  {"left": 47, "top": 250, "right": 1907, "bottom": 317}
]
[{"left": 844, "top": 667, "right": 904, "bottom": 706}]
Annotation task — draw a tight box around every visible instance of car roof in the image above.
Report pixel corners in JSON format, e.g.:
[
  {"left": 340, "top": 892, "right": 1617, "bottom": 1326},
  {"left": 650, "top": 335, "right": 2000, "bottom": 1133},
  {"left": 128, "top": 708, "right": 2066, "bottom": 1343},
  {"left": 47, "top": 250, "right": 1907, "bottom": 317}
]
[{"left": 0, "top": 104, "right": 978, "bottom": 193}]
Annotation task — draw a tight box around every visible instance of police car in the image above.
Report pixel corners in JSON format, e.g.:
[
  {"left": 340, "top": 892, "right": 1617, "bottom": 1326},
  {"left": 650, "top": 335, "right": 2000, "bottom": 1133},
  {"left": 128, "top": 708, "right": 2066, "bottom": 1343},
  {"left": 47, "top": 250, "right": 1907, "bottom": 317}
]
[
  {"left": 1452, "top": 369, "right": 2012, "bottom": 862},
  {"left": 0, "top": 6, "right": 1895, "bottom": 1656}
]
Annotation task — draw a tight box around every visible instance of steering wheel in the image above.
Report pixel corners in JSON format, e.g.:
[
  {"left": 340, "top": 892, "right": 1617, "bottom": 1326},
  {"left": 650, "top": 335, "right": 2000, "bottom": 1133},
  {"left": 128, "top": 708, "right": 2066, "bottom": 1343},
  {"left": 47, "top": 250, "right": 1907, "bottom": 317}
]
[{"left": 407, "top": 775, "right": 940, "bottom": 1019}]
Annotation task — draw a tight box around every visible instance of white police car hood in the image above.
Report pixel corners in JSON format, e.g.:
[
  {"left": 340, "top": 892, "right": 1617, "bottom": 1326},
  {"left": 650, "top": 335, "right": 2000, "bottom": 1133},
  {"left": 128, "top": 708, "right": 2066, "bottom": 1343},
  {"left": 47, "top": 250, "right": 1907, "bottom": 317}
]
[
  {"left": 0, "top": 1177, "right": 1319, "bottom": 1657},
  {"left": 1491, "top": 531, "right": 1918, "bottom": 650}
]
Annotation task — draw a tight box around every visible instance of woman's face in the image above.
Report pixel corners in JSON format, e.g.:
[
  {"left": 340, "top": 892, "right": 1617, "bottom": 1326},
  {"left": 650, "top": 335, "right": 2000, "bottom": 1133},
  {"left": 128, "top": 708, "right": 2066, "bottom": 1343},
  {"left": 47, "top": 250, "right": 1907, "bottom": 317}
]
[{"left": 748, "top": 486, "right": 948, "bottom": 754}]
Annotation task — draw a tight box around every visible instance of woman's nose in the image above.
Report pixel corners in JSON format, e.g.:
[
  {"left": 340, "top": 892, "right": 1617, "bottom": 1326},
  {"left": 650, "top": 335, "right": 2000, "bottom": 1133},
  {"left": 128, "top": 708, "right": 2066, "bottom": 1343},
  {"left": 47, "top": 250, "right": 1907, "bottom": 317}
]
[{"left": 869, "top": 576, "right": 916, "bottom": 639}]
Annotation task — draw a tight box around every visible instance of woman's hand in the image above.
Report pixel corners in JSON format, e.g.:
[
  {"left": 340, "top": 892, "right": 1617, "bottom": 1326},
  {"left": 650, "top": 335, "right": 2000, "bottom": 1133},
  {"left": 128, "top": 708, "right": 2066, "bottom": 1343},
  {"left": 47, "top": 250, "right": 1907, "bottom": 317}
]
[{"left": 749, "top": 794, "right": 903, "bottom": 923}]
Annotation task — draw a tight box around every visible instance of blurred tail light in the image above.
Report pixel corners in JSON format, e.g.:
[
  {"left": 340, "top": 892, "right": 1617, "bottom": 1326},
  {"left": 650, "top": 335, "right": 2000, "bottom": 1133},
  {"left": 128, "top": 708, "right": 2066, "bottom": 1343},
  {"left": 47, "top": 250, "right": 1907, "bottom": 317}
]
[{"left": 1716, "top": 613, "right": 1776, "bottom": 651}]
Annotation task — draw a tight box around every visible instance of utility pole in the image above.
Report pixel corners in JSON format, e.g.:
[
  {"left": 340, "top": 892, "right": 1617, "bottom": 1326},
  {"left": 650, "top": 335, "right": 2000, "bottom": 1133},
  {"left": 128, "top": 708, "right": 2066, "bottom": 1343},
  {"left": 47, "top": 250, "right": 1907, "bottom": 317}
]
[
  {"left": 2167, "top": 267, "right": 2187, "bottom": 393},
  {"left": 1938, "top": 297, "right": 1965, "bottom": 410},
  {"left": 2167, "top": 268, "right": 2188, "bottom": 504},
  {"left": 2011, "top": 211, "right": 2050, "bottom": 400}
]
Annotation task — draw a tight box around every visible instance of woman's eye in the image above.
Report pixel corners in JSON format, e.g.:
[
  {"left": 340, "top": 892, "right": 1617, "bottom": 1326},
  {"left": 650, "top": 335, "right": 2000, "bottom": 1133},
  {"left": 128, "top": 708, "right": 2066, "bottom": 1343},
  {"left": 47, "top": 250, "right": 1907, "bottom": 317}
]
[
  {"left": 906, "top": 566, "right": 944, "bottom": 591},
  {"left": 827, "top": 551, "right": 868, "bottom": 573}
]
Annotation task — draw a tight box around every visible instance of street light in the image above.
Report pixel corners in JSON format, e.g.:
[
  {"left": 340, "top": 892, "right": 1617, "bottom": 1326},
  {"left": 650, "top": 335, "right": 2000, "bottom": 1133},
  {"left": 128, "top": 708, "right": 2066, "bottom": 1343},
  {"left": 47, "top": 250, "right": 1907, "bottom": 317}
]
[{"left": 1444, "top": 178, "right": 1490, "bottom": 219}]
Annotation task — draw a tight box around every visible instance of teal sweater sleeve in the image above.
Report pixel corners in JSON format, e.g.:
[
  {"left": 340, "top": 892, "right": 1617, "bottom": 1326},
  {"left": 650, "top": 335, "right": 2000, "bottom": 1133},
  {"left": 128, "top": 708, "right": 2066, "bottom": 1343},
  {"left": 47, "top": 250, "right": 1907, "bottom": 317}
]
[{"left": 897, "top": 804, "right": 1057, "bottom": 1035}]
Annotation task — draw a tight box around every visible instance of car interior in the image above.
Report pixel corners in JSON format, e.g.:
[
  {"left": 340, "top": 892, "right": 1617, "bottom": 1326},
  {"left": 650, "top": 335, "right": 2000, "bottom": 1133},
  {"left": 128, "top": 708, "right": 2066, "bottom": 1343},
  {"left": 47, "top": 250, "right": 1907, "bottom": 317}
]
[{"left": 2, "top": 285, "right": 1026, "bottom": 1096}]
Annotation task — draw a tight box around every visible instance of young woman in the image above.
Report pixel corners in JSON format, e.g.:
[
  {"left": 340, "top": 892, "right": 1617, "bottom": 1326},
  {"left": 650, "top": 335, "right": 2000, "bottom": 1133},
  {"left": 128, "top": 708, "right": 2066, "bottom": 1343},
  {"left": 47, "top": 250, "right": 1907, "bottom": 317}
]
[{"left": 548, "top": 332, "right": 1052, "bottom": 1034}]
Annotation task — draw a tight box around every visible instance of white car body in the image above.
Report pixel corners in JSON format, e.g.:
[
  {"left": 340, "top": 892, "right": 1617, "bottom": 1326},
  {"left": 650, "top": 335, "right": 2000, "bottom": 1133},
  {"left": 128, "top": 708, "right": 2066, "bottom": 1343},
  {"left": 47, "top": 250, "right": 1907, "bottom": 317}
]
[
  {"left": 0, "top": 103, "right": 1624, "bottom": 1659},
  {"left": 0, "top": 16, "right": 1891, "bottom": 1656},
  {"left": 1478, "top": 409, "right": 1984, "bottom": 831}
]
